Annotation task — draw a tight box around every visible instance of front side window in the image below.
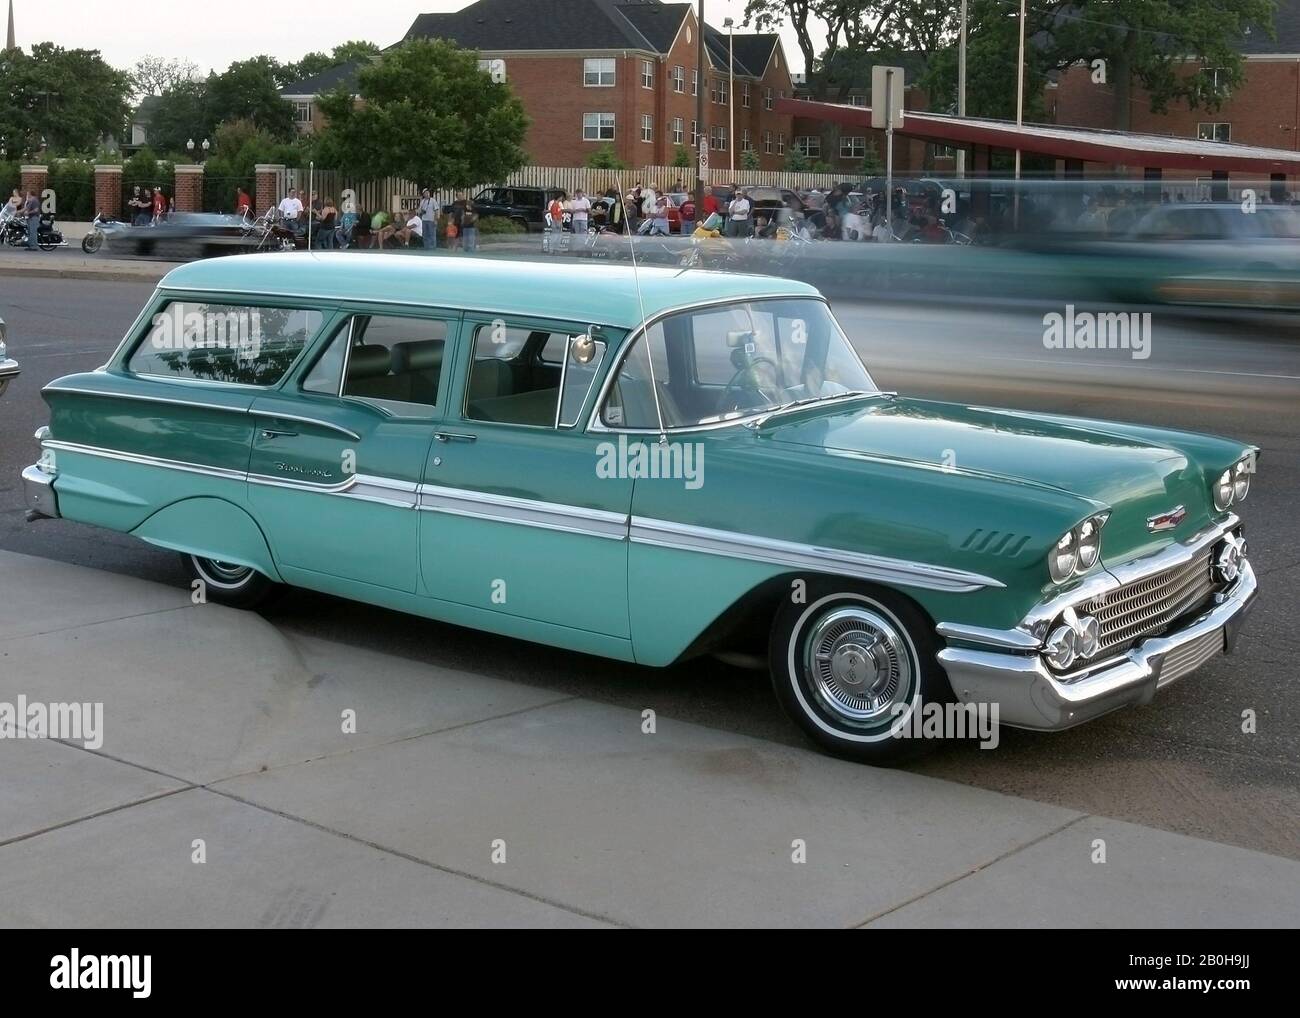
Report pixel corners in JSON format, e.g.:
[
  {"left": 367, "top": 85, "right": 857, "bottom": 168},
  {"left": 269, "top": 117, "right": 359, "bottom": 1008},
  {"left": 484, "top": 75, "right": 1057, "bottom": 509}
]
[
  {"left": 601, "top": 299, "right": 876, "bottom": 430},
  {"left": 129, "top": 301, "right": 323, "bottom": 386},
  {"left": 466, "top": 323, "right": 603, "bottom": 428},
  {"left": 302, "top": 314, "right": 448, "bottom": 415},
  {"left": 584, "top": 58, "right": 615, "bottom": 86}
]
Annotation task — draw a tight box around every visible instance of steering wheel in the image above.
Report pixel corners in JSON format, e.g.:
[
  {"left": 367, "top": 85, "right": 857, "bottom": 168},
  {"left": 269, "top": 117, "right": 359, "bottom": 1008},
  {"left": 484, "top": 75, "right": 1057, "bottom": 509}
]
[{"left": 719, "top": 356, "right": 780, "bottom": 414}]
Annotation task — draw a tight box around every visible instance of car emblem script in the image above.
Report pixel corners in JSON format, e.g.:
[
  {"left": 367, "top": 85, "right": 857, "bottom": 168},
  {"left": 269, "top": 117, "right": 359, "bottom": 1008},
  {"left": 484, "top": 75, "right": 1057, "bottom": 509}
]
[{"left": 1146, "top": 505, "right": 1187, "bottom": 532}]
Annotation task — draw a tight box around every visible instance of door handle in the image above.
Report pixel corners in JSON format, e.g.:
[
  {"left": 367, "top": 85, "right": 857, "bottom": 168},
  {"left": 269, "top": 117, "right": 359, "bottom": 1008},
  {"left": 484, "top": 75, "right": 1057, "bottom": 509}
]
[
  {"left": 260, "top": 429, "right": 299, "bottom": 439},
  {"left": 434, "top": 432, "right": 477, "bottom": 443}
]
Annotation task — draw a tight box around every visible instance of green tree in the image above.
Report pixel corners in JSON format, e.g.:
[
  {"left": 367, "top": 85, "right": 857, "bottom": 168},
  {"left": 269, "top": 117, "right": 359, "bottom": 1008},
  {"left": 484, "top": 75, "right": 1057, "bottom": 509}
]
[
  {"left": 859, "top": 137, "right": 882, "bottom": 175},
  {"left": 130, "top": 55, "right": 199, "bottom": 99},
  {"left": 206, "top": 57, "right": 297, "bottom": 138},
  {"left": 671, "top": 144, "right": 692, "bottom": 168},
  {"left": 740, "top": 149, "right": 761, "bottom": 170},
  {"left": 585, "top": 143, "right": 627, "bottom": 169},
  {"left": 314, "top": 38, "right": 528, "bottom": 186},
  {"left": 146, "top": 79, "right": 211, "bottom": 154},
  {"left": 0, "top": 43, "right": 131, "bottom": 153},
  {"left": 784, "top": 148, "right": 811, "bottom": 172},
  {"left": 280, "top": 41, "right": 380, "bottom": 87}
]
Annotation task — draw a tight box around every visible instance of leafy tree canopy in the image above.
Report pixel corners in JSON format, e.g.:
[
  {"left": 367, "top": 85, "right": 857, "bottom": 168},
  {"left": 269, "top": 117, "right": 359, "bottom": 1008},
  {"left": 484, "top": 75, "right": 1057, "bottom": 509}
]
[{"left": 0, "top": 42, "right": 132, "bottom": 154}]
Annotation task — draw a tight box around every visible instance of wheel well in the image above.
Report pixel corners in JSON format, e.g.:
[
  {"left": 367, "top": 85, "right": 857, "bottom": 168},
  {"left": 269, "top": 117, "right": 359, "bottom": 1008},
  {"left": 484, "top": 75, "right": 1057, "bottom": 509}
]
[{"left": 671, "top": 571, "right": 938, "bottom": 665}]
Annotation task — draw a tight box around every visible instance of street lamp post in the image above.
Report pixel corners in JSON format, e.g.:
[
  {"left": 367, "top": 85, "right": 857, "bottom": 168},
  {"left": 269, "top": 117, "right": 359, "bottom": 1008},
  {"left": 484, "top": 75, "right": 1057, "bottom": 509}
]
[
  {"left": 957, "top": 0, "right": 968, "bottom": 178},
  {"left": 694, "top": 0, "right": 706, "bottom": 211},
  {"left": 724, "top": 17, "right": 734, "bottom": 174}
]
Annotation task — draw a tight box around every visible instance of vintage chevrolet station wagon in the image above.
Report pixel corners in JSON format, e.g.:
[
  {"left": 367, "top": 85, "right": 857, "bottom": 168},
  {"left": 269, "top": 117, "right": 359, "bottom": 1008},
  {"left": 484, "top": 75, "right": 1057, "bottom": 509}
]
[{"left": 23, "top": 253, "right": 1258, "bottom": 761}]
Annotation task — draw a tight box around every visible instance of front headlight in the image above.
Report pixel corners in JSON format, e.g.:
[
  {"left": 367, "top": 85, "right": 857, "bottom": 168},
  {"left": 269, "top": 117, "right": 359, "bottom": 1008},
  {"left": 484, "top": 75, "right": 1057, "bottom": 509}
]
[
  {"left": 1048, "top": 513, "right": 1107, "bottom": 583},
  {"left": 1232, "top": 458, "right": 1251, "bottom": 503},
  {"left": 1213, "top": 469, "right": 1234, "bottom": 511}
]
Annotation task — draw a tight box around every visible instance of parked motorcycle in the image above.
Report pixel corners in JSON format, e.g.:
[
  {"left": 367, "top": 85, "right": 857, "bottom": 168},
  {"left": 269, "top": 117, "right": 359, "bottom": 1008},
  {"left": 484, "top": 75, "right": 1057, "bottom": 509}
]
[{"left": 1, "top": 207, "right": 66, "bottom": 251}]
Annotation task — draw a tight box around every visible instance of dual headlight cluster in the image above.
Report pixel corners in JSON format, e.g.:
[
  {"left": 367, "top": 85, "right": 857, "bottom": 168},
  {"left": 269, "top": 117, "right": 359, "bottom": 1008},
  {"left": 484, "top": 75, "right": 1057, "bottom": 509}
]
[
  {"left": 1047, "top": 512, "right": 1108, "bottom": 584},
  {"left": 1212, "top": 457, "right": 1253, "bottom": 511},
  {"left": 1044, "top": 607, "right": 1100, "bottom": 672}
]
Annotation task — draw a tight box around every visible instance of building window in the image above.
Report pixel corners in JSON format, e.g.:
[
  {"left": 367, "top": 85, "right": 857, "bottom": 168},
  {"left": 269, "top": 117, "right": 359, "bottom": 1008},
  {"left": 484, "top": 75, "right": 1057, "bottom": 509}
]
[
  {"left": 848, "top": 94, "right": 867, "bottom": 107},
  {"left": 742, "top": 128, "right": 752, "bottom": 152},
  {"left": 691, "top": 119, "right": 699, "bottom": 146},
  {"left": 692, "top": 68, "right": 698, "bottom": 96},
  {"left": 584, "top": 58, "right": 615, "bottom": 87},
  {"left": 583, "top": 112, "right": 616, "bottom": 141},
  {"left": 672, "top": 64, "right": 685, "bottom": 93},
  {"left": 764, "top": 87, "right": 773, "bottom": 110},
  {"left": 795, "top": 135, "right": 818, "bottom": 158},
  {"left": 1197, "top": 122, "right": 1231, "bottom": 142},
  {"left": 293, "top": 101, "right": 312, "bottom": 124},
  {"left": 1203, "top": 67, "right": 1231, "bottom": 97},
  {"left": 763, "top": 130, "right": 772, "bottom": 154},
  {"left": 742, "top": 82, "right": 751, "bottom": 108},
  {"left": 712, "top": 78, "right": 728, "bottom": 105},
  {"left": 777, "top": 132, "right": 786, "bottom": 155},
  {"left": 641, "top": 59, "right": 654, "bottom": 89},
  {"left": 671, "top": 117, "right": 684, "bottom": 144},
  {"left": 840, "top": 136, "right": 866, "bottom": 159},
  {"left": 709, "top": 125, "right": 728, "bottom": 151},
  {"left": 641, "top": 114, "right": 654, "bottom": 142}
]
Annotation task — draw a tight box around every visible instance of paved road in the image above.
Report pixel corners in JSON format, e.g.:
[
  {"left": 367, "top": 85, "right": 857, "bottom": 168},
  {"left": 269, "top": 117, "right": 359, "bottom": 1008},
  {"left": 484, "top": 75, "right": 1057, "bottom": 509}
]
[{"left": 1, "top": 275, "right": 1296, "bottom": 859}]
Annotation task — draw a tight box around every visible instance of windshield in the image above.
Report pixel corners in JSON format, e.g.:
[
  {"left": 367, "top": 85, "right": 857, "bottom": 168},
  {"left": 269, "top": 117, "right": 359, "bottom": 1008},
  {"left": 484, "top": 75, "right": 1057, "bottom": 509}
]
[{"left": 600, "top": 298, "right": 877, "bottom": 430}]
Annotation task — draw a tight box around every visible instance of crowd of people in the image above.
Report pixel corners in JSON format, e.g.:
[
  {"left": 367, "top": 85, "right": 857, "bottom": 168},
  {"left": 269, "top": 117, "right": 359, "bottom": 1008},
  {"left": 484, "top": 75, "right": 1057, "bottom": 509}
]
[{"left": 265, "top": 186, "right": 482, "bottom": 252}]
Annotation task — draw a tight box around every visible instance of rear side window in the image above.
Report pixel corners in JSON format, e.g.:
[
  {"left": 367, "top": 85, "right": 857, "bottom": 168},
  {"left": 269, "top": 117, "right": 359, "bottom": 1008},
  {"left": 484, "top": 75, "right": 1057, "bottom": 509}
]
[
  {"left": 129, "top": 301, "right": 323, "bottom": 386},
  {"left": 302, "top": 313, "right": 449, "bottom": 415}
]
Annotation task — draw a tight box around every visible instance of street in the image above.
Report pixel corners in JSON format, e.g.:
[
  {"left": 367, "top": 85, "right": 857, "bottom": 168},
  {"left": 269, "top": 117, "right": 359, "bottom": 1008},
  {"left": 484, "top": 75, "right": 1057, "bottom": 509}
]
[{"left": 2, "top": 271, "right": 1296, "bottom": 861}]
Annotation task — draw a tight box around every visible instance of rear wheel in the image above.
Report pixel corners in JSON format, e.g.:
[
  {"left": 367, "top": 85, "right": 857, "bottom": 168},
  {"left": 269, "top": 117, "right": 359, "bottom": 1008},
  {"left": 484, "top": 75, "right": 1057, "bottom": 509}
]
[
  {"left": 768, "top": 580, "right": 951, "bottom": 763},
  {"left": 183, "top": 554, "right": 281, "bottom": 610}
]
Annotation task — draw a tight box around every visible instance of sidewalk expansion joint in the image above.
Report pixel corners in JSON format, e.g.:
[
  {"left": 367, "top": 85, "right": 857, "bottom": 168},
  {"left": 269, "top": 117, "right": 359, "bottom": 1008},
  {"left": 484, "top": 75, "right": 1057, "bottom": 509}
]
[{"left": 0, "top": 785, "right": 195, "bottom": 851}]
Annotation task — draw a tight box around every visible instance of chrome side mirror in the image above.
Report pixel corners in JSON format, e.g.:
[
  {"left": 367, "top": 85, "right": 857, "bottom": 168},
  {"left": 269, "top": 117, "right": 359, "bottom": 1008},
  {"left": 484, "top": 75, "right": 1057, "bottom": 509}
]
[{"left": 570, "top": 325, "right": 598, "bottom": 365}]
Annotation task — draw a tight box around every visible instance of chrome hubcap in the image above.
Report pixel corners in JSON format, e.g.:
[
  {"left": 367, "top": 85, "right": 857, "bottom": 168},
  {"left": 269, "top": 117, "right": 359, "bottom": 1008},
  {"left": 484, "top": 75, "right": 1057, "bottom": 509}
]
[
  {"left": 194, "top": 557, "right": 253, "bottom": 587},
  {"left": 804, "top": 607, "right": 913, "bottom": 725}
]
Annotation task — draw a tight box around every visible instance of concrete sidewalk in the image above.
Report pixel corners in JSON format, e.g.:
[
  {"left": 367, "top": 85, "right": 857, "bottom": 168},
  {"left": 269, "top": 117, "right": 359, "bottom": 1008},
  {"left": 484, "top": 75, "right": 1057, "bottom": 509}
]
[
  {"left": 0, "top": 548, "right": 1296, "bottom": 928},
  {"left": 0, "top": 251, "right": 180, "bottom": 282}
]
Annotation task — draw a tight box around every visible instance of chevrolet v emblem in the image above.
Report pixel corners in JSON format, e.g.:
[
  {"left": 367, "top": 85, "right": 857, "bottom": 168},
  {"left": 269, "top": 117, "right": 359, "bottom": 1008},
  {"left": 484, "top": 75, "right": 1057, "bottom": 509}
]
[{"left": 1147, "top": 505, "right": 1187, "bottom": 532}]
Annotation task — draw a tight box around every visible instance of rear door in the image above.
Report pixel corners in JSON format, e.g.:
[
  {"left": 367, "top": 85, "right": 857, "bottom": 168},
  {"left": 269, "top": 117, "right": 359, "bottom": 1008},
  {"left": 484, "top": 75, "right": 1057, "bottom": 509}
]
[
  {"left": 248, "top": 309, "right": 457, "bottom": 592},
  {"left": 417, "top": 313, "right": 631, "bottom": 637}
]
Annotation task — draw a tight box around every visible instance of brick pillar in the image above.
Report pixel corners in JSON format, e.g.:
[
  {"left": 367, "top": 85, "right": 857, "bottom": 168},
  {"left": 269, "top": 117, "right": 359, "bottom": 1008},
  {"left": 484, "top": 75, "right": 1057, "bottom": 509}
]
[
  {"left": 20, "top": 164, "right": 48, "bottom": 200},
  {"left": 255, "top": 163, "right": 285, "bottom": 218},
  {"left": 173, "top": 164, "right": 204, "bottom": 212},
  {"left": 94, "top": 164, "right": 123, "bottom": 219}
]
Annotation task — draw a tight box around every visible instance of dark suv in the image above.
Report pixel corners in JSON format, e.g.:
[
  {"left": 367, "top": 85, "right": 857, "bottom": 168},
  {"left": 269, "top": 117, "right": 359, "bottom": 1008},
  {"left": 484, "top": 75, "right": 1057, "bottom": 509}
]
[{"left": 472, "top": 186, "right": 565, "bottom": 232}]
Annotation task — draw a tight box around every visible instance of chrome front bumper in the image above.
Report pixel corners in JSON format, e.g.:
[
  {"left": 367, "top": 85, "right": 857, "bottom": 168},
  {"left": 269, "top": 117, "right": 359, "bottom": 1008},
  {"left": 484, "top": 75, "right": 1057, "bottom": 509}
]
[
  {"left": 0, "top": 357, "right": 17, "bottom": 397},
  {"left": 937, "top": 560, "right": 1257, "bottom": 731},
  {"left": 22, "top": 461, "right": 60, "bottom": 519}
]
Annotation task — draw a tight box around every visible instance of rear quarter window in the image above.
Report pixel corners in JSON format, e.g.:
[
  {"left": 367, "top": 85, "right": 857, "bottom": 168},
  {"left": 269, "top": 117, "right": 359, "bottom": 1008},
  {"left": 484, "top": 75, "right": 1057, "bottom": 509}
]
[{"left": 127, "top": 300, "right": 324, "bottom": 386}]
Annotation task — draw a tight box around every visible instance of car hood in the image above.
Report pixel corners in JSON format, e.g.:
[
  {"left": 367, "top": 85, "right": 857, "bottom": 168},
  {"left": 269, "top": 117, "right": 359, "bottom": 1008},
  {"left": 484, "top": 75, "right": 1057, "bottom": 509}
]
[{"left": 759, "top": 396, "right": 1216, "bottom": 563}]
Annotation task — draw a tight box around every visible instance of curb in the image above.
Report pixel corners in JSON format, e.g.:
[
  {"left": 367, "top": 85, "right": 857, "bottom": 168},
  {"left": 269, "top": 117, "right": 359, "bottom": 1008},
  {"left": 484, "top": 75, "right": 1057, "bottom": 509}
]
[{"left": 0, "top": 260, "right": 178, "bottom": 283}]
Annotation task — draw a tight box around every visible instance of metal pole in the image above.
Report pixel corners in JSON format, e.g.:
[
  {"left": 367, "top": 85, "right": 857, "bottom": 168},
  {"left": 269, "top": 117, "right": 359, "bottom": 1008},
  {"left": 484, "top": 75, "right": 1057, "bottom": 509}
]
[
  {"left": 695, "top": 0, "right": 706, "bottom": 210},
  {"left": 885, "top": 69, "right": 894, "bottom": 240},
  {"left": 956, "top": 0, "right": 968, "bottom": 178},
  {"left": 308, "top": 161, "right": 314, "bottom": 248},
  {"left": 1014, "top": 0, "right": 1026, "bottom": 227},
  {"left": 728, "top": 22, "right": 735, "bottom": 174}
]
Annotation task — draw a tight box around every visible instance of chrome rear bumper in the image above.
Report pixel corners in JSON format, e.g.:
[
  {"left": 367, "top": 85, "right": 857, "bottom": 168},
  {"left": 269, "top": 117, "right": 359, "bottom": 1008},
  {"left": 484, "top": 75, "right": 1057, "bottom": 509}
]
[
  {"left": 937, "top": 560, "right": 1256, "bottom": 731},
  {"left": 21, "top": 461, "right": 60, "bottom": 520}
]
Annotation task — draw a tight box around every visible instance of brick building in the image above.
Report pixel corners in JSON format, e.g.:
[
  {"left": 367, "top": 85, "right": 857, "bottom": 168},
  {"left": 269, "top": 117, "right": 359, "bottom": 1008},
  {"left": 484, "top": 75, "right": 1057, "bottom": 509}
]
[{"left": 280, "top": 0, "right": 795, "bottom": 171}]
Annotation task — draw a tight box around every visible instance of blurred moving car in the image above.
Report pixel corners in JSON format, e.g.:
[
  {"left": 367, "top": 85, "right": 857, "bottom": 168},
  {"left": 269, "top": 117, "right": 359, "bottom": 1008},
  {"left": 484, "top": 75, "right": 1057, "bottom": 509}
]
[
  {"left": 103, "top": 213, "right": 257, "bottom": 259},
  {"left": 0, "top": 315, "right": 17, "bottom": 398}
]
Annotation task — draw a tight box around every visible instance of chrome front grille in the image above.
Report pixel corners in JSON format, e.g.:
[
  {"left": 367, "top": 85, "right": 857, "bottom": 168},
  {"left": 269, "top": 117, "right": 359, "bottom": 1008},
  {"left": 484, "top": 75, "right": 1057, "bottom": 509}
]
[
  {"left": 1156, "top": 628, "right": 1225, "bottom": 688},
  {"left": 1081, "top": 551, "right": 1216, "bottom": 655}
]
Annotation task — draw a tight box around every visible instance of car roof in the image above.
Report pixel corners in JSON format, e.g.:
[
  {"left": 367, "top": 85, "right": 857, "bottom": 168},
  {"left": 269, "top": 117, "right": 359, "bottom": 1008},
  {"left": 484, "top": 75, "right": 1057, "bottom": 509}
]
[{"left": 158, "top": 253, "right": 821, "bottom": 331}]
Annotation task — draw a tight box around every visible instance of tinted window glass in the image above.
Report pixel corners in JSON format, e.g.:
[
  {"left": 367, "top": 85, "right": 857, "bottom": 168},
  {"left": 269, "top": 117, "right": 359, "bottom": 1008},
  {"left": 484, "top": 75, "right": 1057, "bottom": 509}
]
[{"left": 129, "top": 302, "right": 322, "bottom": 386}]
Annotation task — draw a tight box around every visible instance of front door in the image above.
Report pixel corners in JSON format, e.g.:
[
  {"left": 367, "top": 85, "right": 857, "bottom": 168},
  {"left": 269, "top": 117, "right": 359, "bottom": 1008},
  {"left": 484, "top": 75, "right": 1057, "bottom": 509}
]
[
  {"left": 248, "top": 309, "right": 456, "bottom": 592},
  {"left": 418, "top": 313, "right": 632, "bottom": 637}
]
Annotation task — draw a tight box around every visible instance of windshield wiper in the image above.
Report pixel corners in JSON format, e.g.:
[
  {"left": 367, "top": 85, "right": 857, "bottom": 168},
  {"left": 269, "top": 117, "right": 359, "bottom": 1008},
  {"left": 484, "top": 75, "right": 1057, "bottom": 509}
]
[{"left": 746, "top": 390, "right": 892, "bottom": 428}]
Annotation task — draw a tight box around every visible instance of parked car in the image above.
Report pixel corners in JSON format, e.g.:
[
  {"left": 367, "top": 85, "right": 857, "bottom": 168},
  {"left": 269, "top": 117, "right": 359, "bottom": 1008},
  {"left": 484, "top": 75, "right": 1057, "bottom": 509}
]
[
  {"left": 24, "top": 254, "right": 1259, "bottom": 761},
  {"left": 471, "top": 186, "right": 565, "bottom": 232},
  {"left": 0, "top": 315, "right": 17, "bottom": 398}
]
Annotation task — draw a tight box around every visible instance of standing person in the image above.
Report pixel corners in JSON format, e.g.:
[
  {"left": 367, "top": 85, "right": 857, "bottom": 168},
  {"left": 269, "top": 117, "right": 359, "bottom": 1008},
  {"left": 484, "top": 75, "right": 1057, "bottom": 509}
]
[
  {"left": 546, "top": 191, "right": 565, "bottom": 232},
  {"left": 459, "top": 193, "right": 478, "bottom": 253},
  {"left": 418, "top": 188, "right": 439, "bottom": 250},
  {"left": 337, "top": 200, "right": 359, "bottom": 248},
  {"left": 726, "top": 188, "right": 751, "bottom": 238},
  {"left": 277, "top": 188, "right": 303, "bottom": 233},
  {"left": 235, "top": 187, "right": 252, "bottom": 218},
  {"left": 151, "top": 186, "right": 167, "bottom": 224},
  {"left": 700, "top": 184, "right": 720, "bottom": 222},
  {"left": 651, "top": 191, "right": 670, "bottom": 236},
  {"left": 314, "top": 196, "right": 338, "bottom": 248},
  {"left": 640, "top": 182, "right": 659, "bottom": 226},
  {"left": 23, "top": 190, "right": 41, "bottom": 249},
  {"left": 570, "top": 188, "right": 591, "bottom": 235}
]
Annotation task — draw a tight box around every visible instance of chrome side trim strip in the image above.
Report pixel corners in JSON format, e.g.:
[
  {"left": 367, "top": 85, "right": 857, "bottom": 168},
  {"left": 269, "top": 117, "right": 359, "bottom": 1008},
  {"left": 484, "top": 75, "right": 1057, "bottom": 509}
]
[
  {"left": 417, "top": 484, "right": 628, "bottom": 540},
  {"left": 629, "top": 516, "right": 1004, "bottom": 593},
  {"left": 249, "top": 408, "right": 362, "bottom": 441},
  {"left": 935, "top": 622, "right": 1042, "bottom": 651},
  {"left": 42, "top": 440, "right": 248, "bottom": 482}
]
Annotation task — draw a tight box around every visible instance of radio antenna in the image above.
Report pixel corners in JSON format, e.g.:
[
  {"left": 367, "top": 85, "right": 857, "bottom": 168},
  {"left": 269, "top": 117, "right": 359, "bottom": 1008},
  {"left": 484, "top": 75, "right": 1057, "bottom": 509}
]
[{"left": 627, "top": 217, "right": 667, "bottom": 441}]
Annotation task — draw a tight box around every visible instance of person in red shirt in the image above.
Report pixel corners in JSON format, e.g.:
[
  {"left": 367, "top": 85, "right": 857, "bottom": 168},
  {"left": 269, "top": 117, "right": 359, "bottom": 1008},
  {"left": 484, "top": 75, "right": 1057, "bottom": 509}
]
[
  {"left": 701, "top": 189, "right": 720, "bottom": 219},
  {"left": 235, "top": 188, "right": 252, "bottom": 218},
  {"left": 151, "top": 187, "right": 167, "bottom": 222},
  {"left": 547, "top": 192, "right": 566, "bottom": 231}
]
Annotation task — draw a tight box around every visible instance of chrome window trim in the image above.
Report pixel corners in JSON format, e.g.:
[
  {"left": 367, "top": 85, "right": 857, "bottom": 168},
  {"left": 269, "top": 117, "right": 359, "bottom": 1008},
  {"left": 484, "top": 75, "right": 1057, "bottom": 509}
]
[
  {"left": 629, "top": 516, "right": 1004, "bottom": 593},
  {"left": 585, "top": 293, "right": 878, "bottom": 435},
  {"left": 558, "top": 338, "right": 608, "bottom": 429},
  {"left": 42, "top": 440, "right": 248, "bottom": 483}
]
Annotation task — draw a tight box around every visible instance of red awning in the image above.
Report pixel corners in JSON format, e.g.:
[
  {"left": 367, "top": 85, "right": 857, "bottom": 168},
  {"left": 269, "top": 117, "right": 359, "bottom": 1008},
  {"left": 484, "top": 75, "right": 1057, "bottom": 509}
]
[{"left": 777, "top": 98, "right": 1300, "bottom": 174}]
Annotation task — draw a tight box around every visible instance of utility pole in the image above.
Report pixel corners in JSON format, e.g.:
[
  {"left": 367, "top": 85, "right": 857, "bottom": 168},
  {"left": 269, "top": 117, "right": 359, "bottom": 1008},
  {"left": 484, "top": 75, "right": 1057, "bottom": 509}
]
[
  {"left": 956, "top": 0, "right": 967, "bottom": 178},
  {"left": 725, "top": 17, "right": 735, "bottom": 174},
  {"left": 695, "top": 0, "right": 706, "bottom": 211}
]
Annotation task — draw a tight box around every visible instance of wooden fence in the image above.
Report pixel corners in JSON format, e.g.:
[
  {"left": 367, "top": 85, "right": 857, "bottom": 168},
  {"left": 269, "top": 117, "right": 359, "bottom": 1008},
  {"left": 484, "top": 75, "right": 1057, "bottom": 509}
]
[{"left": 284, "top": 164, "right": 847, "bottom": 215}]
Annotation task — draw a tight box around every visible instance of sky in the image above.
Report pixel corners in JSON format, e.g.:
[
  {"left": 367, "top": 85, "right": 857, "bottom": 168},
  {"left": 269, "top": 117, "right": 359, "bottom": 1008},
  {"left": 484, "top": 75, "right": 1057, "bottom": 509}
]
[{"left": 16, "top": 0, "right": 826, "bottom": 78}]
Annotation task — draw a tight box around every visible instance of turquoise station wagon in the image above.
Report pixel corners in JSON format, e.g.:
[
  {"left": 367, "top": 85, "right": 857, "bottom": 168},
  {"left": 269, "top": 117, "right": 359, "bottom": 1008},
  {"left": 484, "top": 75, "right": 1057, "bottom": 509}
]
[{"left": 23, "top": 253, "right": 1259, "bottom": 761}]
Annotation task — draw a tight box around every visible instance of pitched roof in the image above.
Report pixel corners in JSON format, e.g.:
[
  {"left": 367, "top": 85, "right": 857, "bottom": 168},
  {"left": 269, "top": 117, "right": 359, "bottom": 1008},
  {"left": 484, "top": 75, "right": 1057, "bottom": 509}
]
[
  {"left": 615, "top": 2, "right": 690, "bottom": 52},
  {"left": 404, "top": 0, "right": 653, "bottom": 51},
  {"left": 279, "top": 60, "right": 366, "bottom": 97},
  {"left": 1241, "top": 0, "right": 1300, "bottom": 53}
]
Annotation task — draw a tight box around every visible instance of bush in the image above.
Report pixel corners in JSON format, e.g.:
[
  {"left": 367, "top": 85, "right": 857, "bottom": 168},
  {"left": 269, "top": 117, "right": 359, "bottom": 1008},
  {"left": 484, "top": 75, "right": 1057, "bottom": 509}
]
[
  {"left": 475, "top": 215, "right": 526, "bottom": 235},
  {"left": 584, "top": 144, "right": 627, "bottom": 170}
]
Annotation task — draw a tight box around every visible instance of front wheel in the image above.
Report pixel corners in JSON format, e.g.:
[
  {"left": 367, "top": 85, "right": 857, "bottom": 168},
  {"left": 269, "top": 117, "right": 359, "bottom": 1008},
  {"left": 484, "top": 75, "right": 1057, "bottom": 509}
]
[
  {"left": 82, "top": 232, "right": 103, "bottom": 254},
  {"left": 769, "top": 581, "right": 951, "bottom": 763},
  {"left": 183, "top": 554, "right": 281, "bottom": 610}
]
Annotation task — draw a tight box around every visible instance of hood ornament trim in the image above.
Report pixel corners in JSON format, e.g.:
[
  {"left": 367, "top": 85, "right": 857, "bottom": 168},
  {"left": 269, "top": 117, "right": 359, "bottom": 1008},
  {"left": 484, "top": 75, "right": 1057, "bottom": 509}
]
[{"left": 1146, "top": 505, "right": 1187, "bottom": 532}]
